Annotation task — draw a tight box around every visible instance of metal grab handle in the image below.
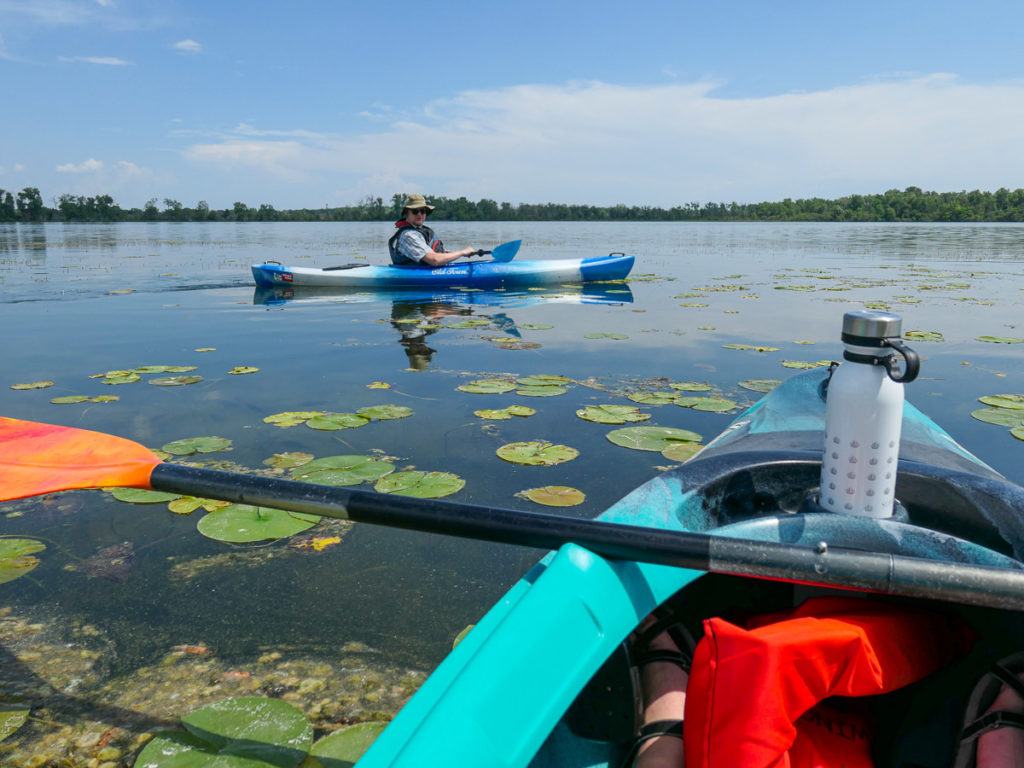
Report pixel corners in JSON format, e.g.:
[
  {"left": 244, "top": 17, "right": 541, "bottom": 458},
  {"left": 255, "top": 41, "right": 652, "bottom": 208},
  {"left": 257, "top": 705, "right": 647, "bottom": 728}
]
[{"left": 882, "top": 337, "right": 920, "bottom": 383}]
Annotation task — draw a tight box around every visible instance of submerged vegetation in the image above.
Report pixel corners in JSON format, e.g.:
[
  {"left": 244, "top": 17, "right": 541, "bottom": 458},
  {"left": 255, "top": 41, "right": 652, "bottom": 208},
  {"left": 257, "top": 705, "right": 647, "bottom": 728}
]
[{"left": 7, "top": 186, "right": 1024, "bottom": 223}]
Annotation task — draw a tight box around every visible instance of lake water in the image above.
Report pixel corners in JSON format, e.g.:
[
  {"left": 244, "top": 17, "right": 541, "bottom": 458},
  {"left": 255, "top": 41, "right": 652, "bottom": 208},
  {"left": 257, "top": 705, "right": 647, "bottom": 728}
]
[{"left": 2, "top": 221, "right": 1023, "bottom": 762}]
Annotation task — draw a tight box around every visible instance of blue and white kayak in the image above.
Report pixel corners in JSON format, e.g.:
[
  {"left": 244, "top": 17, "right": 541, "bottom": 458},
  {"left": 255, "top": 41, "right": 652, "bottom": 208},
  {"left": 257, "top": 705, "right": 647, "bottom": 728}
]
[
  {"left": 251, "top": 253, "right": 635, "bottom": 289},
  {"left": 357, "top": 369, "right": 1024, "bottom": 767}
]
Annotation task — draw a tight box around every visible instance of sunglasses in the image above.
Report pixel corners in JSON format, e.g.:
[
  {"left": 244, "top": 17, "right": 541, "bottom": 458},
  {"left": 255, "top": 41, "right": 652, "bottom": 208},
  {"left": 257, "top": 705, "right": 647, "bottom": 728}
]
[{"left": 409, "top": 208, "right": 430, "bottom": 215}]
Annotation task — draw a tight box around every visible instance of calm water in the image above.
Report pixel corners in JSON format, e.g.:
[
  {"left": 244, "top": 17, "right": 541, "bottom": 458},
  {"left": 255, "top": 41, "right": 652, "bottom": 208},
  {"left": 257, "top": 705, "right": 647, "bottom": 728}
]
[{"left": 2, "top": 222, "right": 1023, "bottom": 754}]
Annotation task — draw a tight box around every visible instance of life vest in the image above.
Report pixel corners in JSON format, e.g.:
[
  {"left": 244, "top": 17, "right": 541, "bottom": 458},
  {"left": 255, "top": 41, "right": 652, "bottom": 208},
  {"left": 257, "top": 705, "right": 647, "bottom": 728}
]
[
  {"left": 388, "top": 221, "right": 444, "bottom": 265},
  {"left": 684, "top": 596, "right": 973, "bottom": 768}
]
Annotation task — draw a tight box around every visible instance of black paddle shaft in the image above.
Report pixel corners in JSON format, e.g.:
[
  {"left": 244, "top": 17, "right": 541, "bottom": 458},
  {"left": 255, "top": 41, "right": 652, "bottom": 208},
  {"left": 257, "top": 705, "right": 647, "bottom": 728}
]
[{"left": 151, "top": 463, "right": 1024, "bottom": 611}]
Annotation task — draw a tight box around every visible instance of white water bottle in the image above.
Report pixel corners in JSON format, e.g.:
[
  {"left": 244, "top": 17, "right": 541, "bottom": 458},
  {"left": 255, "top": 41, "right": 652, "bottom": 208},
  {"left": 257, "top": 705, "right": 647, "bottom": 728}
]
[{"left": 820, "top": 311, "right": 920, "bottom": 518}]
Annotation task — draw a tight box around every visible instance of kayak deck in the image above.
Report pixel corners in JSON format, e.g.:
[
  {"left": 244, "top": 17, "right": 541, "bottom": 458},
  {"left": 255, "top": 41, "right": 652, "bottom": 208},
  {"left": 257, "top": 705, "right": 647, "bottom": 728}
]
[
  {"left": 251, "top": 254, "right": 635, "bottom": 289},
  {"left": 357, "top": 370, "right": 1024, "bottom": 767}
]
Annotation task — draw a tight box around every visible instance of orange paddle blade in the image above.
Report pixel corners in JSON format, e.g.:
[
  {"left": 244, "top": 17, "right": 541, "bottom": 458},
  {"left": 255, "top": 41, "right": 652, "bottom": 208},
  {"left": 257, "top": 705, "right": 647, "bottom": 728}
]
[{"left": 0, "top": 417, "right": 161, "bottom": 501}]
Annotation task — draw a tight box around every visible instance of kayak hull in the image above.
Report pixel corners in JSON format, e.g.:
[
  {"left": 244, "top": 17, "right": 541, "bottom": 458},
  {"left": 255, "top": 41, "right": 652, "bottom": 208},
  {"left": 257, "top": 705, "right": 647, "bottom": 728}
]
[
  {"left": 251, "top": 254, "right": 635, "bottom": 288},
  {"left": 357, "top": 370, "right": 1024, "bottom": 767}
]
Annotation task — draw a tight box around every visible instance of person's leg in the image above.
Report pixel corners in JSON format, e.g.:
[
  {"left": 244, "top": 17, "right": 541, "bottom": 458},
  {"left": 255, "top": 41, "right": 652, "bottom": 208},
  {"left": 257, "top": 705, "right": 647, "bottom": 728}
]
[
  {"left": 977, "top": 671, "right": 1024, "bottom": 767},
  {"left": 634, "top": 627, "right": 687, "bottom": 768}
]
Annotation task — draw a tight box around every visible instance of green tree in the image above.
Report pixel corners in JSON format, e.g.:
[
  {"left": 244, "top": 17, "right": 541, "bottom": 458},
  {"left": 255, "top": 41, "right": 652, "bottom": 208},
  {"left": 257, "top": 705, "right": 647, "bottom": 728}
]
[
  {"left": 0, "top": 190, "right": 15, "bottom": 221},
  {"left": 16, "top": 187, "right": 44, "bottom": 221},
  {"left": 142, "top": 198, "right": 160, "bottom": 221}
]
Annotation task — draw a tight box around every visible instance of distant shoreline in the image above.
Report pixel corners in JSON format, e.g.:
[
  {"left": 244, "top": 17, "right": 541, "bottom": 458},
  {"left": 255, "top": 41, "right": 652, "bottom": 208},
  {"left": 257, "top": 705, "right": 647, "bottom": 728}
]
[{"left": 3, "top": 187, "right": 1024, "bottom": 224}]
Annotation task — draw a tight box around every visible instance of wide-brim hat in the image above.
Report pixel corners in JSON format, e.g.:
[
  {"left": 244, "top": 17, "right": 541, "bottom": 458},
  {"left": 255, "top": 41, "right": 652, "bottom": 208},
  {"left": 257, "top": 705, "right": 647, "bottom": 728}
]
[{"left": 401, "top": 193, "right": 435, "bottom": 212}]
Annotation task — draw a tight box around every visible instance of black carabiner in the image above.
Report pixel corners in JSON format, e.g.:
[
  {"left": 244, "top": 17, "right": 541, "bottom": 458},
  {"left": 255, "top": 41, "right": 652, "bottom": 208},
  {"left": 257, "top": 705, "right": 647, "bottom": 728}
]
[{"left": 881, "top": 337, "right": 920, "bottom": 383}]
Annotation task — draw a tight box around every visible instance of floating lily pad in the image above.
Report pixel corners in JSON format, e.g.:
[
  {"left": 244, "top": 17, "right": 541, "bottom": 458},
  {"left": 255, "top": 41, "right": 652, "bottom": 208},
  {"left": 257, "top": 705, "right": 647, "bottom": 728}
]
[
  {"left": 739, "top": 379, "right": 781, "bottom": 393},
  {"left": 309, "top": 721, "right": 388, "bottom": 767},
  {"left": 10, "top": 381, "right": 54, "bottom": 390},
  {"left": 606, "top": 426, "right": 702, "bottom": 452},
  {"left": 584, "top": 332, "right": 629, "bottom": 340},
  {"left": 506, "top": 405, "right": 536, "bottom": 417},
  {"left": 627, "top": 391, "right": 678, "bottom": 405},
  {"left": 0, "top": 539, "right": 45, "bottom": 585},
  {"left": 291, "top": 455, "right": 394, "bottom": 486},
  {"left": 515, "top": 385, "right": 567, "bottom": 397},
  {"left": 136, "top": 696, "right": 313, "bottom": 768},
  {"left": 661, "top": 442, "right": 703, "bottom": 462},
  {"left": 98, "top": 372, "right": 141, "bottom": 385},
  {"left": 475, "top": 408, "right": 514, "bottom": 420},
  {"left": 149, "top": 375, "right": 203, "bottom": 386},
  {"left": 197, "top": 505, "right": 320, "bottom": 543},
  {"left": 374, "top": 471, "right": 465, "bottom": 498},
  {"left": 162, "top": 436, "right": 233, "bottom": 456},
  {"left": 576, "top": 404, "right": 650, "bottom": 424},
  {"left": 168, "top": 497, "right": 230, "bottom": 515},
  {"left": 263, "top": 452, "right": 314, "bottom": 469},
  {"left": 905, "top": 330, "right": 944, "bottom": 342},
  {"left": 519, "top": 323, "right": 554, "bottom": 330},
  {"left": 446, "top": 319, "right": 491, "bottom": 329},
  {"left": 977, "top": 336, "right": 1024, "bottom": 344},
  {"left": 264, "top": 411, "right": 326, "bottom": 428},
  {"left": 49, "top": 395, "right": 90, "bottom": 404},
  {"left": 723, "top": 344, "right": 780, "bottom": 352},
  {"left": 91, "top": 395, "right": 119, "bottom": 403},
  {"left": 306, "top": 412, "right": 370, "bottom": 431},
  {"left": 357, "top": 405, "right": 414, "bottom": 421},
  {"left": 670, "top": 382, "right": 713, "bottom": 392},
  {"left": 134, "top": 365, "right": 198, "bottom": 374},
  {"left": 516, "top": 375, "right": 572, "bottom": 386},
  {"left": 970, "top": 408, "right": 1024, "bottom": 427},
  {"left": 1012, "top": 426, "right": 1024, "bottom": 441},
  {"left": 457, "top": 379, "right": 515, "bottom": 394},
  {"left": 496, "top": 441, "right": 578, "bottom": 466},
  {"left": 228, "top": 366, "right": 259, "bottom": 375},
  {"left": 979, "top": 394, "right": 1024, "bottom": 410},
  {"left": 0, "top": 703, "right": 29, "bottom": 741},
  {"left": 367, "top": 381, "right": 391, "bottom": 389},
  {"left": 492, "top": 339, "right": 541, "bottom": 350},
  {"left": 520, "top": 486, "right": 586, "bottom": 507},
  {"left": 453, "top": 625, "right": 475, "bottom": 649},
  {"left": 684, "top": 397, "right": 738, "bottom": 413},
  {"left": 109, "top": 487, "right": 181, "bottom": 503},
  {"left": 781, "top": 360, "right": 832, "bottom": 369},
  {"left": 195, "top": 347, "right": 216, "bottom": 352}
]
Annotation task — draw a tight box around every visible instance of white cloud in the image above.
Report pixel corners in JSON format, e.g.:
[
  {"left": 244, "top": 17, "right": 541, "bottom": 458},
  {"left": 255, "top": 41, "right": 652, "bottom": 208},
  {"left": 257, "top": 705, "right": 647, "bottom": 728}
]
[
  {"left": 56, "top": 158, "right": 104, "bottom": 173},
  {"left": 182, "top": 75, "right": 1024, "bottom": 205},
  {"left": 0, "top": 0, "right": 95, "bottom": 26},
  {"left": 58, "top": 55, "right": 132, "bottom": 65},
  {"left": 173, "top": 38, "right": 201, "bottom": 54},
  {"left": 96, "top": 0, "right": 114, "bottom": 6}
]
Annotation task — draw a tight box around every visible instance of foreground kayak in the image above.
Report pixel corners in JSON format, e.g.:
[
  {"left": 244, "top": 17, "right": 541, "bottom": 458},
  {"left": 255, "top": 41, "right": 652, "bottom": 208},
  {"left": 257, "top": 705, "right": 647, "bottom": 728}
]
[
  {"left": 250, "top": 253, "right": 635, "bottom": 289},
  {"left": 357, "top": 369, "right": 1024, "bottom": 767}
]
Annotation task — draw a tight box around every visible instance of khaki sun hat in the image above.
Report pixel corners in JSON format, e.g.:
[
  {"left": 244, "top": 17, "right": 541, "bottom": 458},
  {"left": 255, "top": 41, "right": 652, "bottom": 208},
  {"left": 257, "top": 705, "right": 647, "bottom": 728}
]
[{"left": 401, "top": 193, "right": 435, "bottom": 212}]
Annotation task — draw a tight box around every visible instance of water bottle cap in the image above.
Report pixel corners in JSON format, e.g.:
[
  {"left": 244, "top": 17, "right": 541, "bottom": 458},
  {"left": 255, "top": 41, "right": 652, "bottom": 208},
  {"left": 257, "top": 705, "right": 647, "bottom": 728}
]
[{"left": 841, "top": 310, "right": 902, "bottom": 342}]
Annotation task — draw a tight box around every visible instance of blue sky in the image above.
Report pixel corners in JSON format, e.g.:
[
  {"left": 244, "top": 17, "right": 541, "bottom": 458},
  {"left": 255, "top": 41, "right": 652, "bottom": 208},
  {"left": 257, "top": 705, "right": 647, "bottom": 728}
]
[{"left": 2, "top": 0, "right": 1023, "bottom": 208}]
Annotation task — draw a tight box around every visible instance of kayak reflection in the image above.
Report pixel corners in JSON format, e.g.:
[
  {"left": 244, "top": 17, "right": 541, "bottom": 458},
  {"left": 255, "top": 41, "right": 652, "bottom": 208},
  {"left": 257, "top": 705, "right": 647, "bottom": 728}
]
[{"left": 252, "top": 283, "right": 634, "bottom": 370}]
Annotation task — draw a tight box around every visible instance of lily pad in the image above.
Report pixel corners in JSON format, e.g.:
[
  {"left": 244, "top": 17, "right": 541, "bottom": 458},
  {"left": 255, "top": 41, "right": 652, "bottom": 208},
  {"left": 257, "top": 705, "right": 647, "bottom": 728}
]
[
  {"left": 309, "top": 721, "right": 388, "bottom": 767},
  {"left": 492, "top": 339, "right": 541, "bottom": 350},
  {"left": 197, "top": 505, "right": 320, "bottom": 543},
  {"left": 781, "top": 360, "right": 832, "bottom": 369},
  {"left": 506, "top": 405, "right": 536, "bottom": 417},
  {"left": 457, "top": 379, "right": 515, "bottom": 394},
  {"left": 10, "top": 381, "right": 54, "bottom": 390},
  {"left": 446, "top": 319, "right": 491, "bottom": 329},
  {"left": 970, "top": 408, "right": 1024, "bottom": 427},
  {"left": 0, "top": 703, "right": 29, "bottom": 741},
  {"left": 168, "top": 497, "right": 230, "bottom": 515},
  {"left": 977, "top": 336, "right": 1024, "bottom": 344},
  {"left": 979, "top": 394, "right": 1024, "bottom": 410},
  {"left": 905, "top": 330, "right": 944, "bottom": 342},
  {"left": 195, "top": 347, "right": 216, "bottom": 352},
  {"left": 475, "top": 409, "right": 514, "bottom": 420},
  {"left": 739, "top": 379, "right": 781, "bottom": 393},
  {"left": 496, "top": 441, "right": 578, "bottom": 466},
  {"left": 134, "top": 365, "right": 198, "bottom": 374},
  {"left": 1012, "top": 426, "right": 1024, "bottom": 441},
  {"left": 515, "top": 385, "right": 568, "bottom": 397},
  {"left": 264, "top": 411, "right": 325, "bottom": 428},
  {"left": 149, "top": 375, "right": 203, "bottom": 386},
  {"left": 306, "top": 413, "right": 370, "bottom": 431},
  {"left": 683, "top": 397, "right": 738, "bottom": 413},
  {"left": 109, "top": 487, "right": 181, "bottom": 503},
  {"left": 723, "top": 343, "right": 780, "bottom": 352},
  {"left": 367, "top": 381, "right": 391, "bottom": 389},
  {"left": 519, "top": 323, "right": 554, "bottom": 330},
  {"left": 669, "top": 382, "right": 713, "bottom": 392},
  {"left": 99, "top": 372, "right": 141, "bottom": 385},
  {"left": 576, "top": 405, "right": 650, "bottom": 425},
  {"left": 516, "top": 375, "right": 572, "bottom": 386},
  {"left": 584, "top": 332, "right": 629, "bottom": 340},
  {"left": 520, "top": 486, "right": 586, "bottom": 507},
  {"left": 374, "top": 471, "right": 465, "bottom": 498},
  {"left": 136, "top": 696, "right": 313, "bottom": 768},
  {"left": 291, "top": 455, "right": 394, "bottom": 486},
  {"left": 453, "top": 625, "right": 475, "bottom": 649},
  {"left": 356, "top": 405, "right": 414, "bottom": 421},
  {"left": 263, "top": 452, "right": 314, "bottom": 469},
  {"left": 606, "top": 426, "right": 702, "bottom": 452},
  {"left": 228, "top": 366, "right": 259, "bottom": 375},
  {"left": 627, "top": 391, "right": 678, "bottom": 405},
  {"left": 0, "top": 539, "right": 45, "bottom": 585},
  {"left": 661, "top": 442, "right": 703, "bottom": 462},
  {"left": 91, "top": 395, "right": 119, "bottom": 403},
  {"left": 49, "top": 395, "right": 90, "bottom": 404},
  {"left": 162, "top": 436, "right": 233, "bottom": 456}
]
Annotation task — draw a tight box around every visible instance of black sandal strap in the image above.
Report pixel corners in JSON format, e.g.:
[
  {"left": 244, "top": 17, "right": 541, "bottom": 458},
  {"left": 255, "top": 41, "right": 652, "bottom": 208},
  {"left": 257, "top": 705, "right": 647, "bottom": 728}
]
[
  {"left": 618, "top": 720, "right": 684, "bottom": 768},
  {"left": 634, "top": 649, "right": 690, "bottom": 672},
  {"left": 961, "top": 711, "right": 1024, "bottom": 744},
  {"left": 991, "top": 664, "right": 1024, "bottom": 702}
]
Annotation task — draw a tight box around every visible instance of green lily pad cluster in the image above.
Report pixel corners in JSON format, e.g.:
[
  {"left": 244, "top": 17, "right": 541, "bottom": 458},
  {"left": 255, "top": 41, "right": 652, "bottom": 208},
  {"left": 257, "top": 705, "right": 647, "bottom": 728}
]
[
  {"left": 474, "top": 405, "right": 536, "bottom": 420},
  {"left": 496, "top": 441, "right": 579, "bottom": 466},
  {"left": 723, "top": 343, "right": 781, "bottom": 353},
  {"left": 50, "top": 394, "right": 119, "bottom": 404},
  {"left": 291, "top": 455, "right": 395, "bottom": 487},
  {"left": 107, "top": 487, "right": 229, "bottom": 517},
  {"left": 972, "top": 394, "right": 1024, "bottom": 441},
  {"left": 458, "top": 374, "right": 572, "bottom": 398},
  {"left": 606, "top": 426, "right": 703, "bottom": 461},
  {"left": 977, "top": 336, "right": 1024, "bottom": 344},
  {"left": 136, "top": 695, "right": 387, "bottom": 768},
  {"left": 10, "top": 380, "right": 54, "bottom": 390},
  {"left": 263, "top": 452, "right": 315, "bottom": 469},
  {"left": 458, "top": 379, "right": 516, "bottom": 394},
  {"left": 264, "top": 411, "right": 327, "bottom": 428},
  {"left": 576, "top": 404, "right": 650, "bottom": 425},
  {"left": 91, "top": 365, "right": 199, "bottom": 386},
  {"left": 0, "top": 538, "right": 46, "bottom": 585},
  {"left": 306, "top": 413, "right": 370, "bottom": 431},
  {"left": 670, "top": 382, "right": 713, "bottom": 392}
]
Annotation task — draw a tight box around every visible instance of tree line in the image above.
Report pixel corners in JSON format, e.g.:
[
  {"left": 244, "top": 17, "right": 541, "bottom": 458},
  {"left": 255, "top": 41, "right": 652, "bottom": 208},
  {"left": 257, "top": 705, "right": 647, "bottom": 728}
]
[{"left": 4, "top": 187, "right": 1024, "bottom": 223}]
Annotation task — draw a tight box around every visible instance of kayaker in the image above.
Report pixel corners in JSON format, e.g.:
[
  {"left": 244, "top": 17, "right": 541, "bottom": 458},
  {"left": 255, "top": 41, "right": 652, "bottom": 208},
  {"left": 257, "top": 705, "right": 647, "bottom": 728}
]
[{"left": 388, "top": 194, "right": 479, "bottom": 267}]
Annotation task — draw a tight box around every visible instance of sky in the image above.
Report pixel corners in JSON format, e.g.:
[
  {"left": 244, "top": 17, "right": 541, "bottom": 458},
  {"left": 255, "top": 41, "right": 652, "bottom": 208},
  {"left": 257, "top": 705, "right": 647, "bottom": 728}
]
[{"left": 2, "top": 0, "right": 1023, "bottom": 209}]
